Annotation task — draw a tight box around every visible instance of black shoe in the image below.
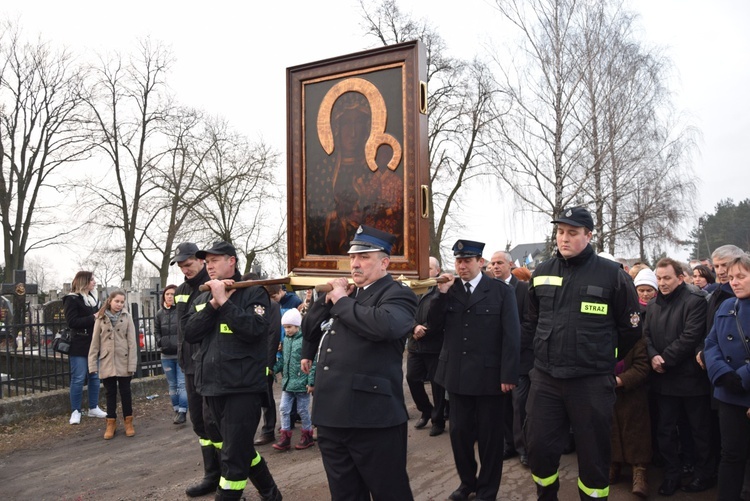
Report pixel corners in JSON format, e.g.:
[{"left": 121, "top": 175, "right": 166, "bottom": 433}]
[
  {"left": 448, "top": 485, "right": 473, "bottom": 501},
  {"left": 519, "top": 454, "right": 529, "bottom": 467},
  {"left": 682, "top": 476, "right": 716, "bottom": 493},
  {"left": 253, "top": 433, "right": 275, "bottom": 446},
  {"left": 414, "top": 416, "right": 429, "bottom": 429},
  {"left": 681, "top": 463, "right": 694, "bottom": 478},
  {"left": 429, "top": 424, "right": 444, "bottom": 436},
  {"left": 502, "top": 446, "right": 518, "bottom": 460},
  {"left": 173, "top": 411, "right": 186, "bottom": 424},
  {"left": 658, "top": 478, "right": 680, "bottom": 496}
]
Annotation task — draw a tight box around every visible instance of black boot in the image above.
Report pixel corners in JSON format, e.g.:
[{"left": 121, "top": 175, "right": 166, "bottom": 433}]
[
  {"left": 248, "top": 457, "right": 282, "bottom": 501},
  {"left": 214, "top": 487, "right": 244, "bottom": 500},
  {"left": 186, "top": 445, "right": 221, "bottom": 497}
]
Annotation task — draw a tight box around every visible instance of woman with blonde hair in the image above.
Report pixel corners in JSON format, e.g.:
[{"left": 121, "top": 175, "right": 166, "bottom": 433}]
[{"left": 62, "top": 271, "right": 106, "bottom": 424}]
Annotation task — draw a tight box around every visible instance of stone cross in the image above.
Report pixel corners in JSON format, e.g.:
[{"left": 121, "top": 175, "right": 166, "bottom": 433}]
[{"left": 0, "top": 270, "right": 39, "bottom": 326}]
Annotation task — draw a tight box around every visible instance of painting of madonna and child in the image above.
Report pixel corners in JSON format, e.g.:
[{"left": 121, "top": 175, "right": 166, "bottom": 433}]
[{"left": 286, "top": 41, "right": 430, "bottom": 279}]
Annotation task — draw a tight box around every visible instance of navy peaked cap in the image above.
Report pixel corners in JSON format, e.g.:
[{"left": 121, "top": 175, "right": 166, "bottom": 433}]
[{"left": 348, "top": 225, "right": 397, "bottom": 255}]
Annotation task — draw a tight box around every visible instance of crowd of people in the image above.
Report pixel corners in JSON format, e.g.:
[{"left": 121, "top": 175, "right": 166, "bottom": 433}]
[{"left": 60, "top": 205, "right": 750, "bottom": 501}]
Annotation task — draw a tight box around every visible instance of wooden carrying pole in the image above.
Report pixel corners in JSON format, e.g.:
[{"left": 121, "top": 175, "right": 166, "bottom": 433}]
[
  {"left": 314, "top": 275, "right": 448, "bottom": 293},
  {"left": 197, "top": 275, "right": 448, "bottom": 295},
  {"left": 197, "top": 277, "right": 291, "bottom": 292}
]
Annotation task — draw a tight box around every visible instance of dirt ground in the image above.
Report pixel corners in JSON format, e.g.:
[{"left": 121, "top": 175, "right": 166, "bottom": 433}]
[{"left": 0, "top": 379, "right": 717, "bottom": 501}]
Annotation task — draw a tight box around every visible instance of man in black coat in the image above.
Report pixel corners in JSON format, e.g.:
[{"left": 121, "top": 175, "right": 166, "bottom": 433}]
[
  {"left": 489, "top": 250, "right": 533, "bottom": 466},
  {"left": 429, "top": 240, "right": 520, "bottom": 501},
  {"left": 171, "top": 242, "right": 222, "bottom": 498},
  {"left": 407, "top": 256, "right": 447, "bottom": 437},
  {"left": 301, "top": 225, "right": 418, "bottom": 501},
  {"left": 645, "top": 257, "right": 713, "bottom": 495}
]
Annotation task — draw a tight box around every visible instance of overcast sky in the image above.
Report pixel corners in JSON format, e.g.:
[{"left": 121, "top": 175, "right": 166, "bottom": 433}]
[{"left": 4, "top": 0, "right": 748, "bottom": 283}]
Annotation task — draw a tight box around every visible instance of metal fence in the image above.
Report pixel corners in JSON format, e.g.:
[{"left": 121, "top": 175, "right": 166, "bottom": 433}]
[{"left": 0, "top": 303, "right": 163, "bottom": 399}]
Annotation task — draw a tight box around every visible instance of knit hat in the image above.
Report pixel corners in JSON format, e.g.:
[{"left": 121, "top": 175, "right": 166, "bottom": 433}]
[
  {"left": 281, "top": 308, "right": 302, "bottom": 327},
  {"left": 634, "top": 268, "right": 658, "bottom": 291}
]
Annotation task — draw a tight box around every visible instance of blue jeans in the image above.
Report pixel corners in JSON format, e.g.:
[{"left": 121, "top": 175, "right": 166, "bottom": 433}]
[
  {"left": 161, "top": 358, "right": 188, "bottom": 412},
  {"left": 69, "top": 356, "right": 100, "bottom": 412},
  {"left": 279, "top": 391, "right": 311, "bottom": 430}
]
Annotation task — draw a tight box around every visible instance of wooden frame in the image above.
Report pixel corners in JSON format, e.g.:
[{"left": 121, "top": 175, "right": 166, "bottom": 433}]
[{"left": 286, "top": 40, "right": 429, "bottom": 279}]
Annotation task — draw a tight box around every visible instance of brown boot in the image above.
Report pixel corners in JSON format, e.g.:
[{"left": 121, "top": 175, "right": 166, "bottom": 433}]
[
  {"left": 272, "top": 429, "right": 292, "bottom": 451},
  {"left": 124, "top": 415, "right": 135, "bottom": 437},
  {"left": 295, "top": 428, "right": 315, "bottom": 450},
  {"left": 632, "top": 464, "right": 648, "bottom": 498},
  {"left": 103, "top": 418, "right": 117, "bottom": 440},
  {"left": 609, "top": 462, "right": 621, "bottom": 484}
]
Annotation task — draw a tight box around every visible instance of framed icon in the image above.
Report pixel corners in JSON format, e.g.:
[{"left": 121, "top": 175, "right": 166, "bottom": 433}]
[{"left": 287, "top": 40, "right": 430, "bottom": 279}]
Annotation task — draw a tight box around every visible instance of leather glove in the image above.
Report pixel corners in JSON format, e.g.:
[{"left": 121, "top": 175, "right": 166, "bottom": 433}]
[{"left": 716, "top": 372, "right": 745, "bottom": 394}]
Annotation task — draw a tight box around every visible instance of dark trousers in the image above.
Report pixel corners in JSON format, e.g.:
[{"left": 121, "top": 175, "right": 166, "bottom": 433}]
[
  {"left": 406, "top": 351, "right": 445, "bottom": 426},
  {"left": 448, "top": 392, "right": 505, "bottom": 499},
  {"left": 717, "top": 401, "right": 750, "bottom": 500},
  {"left": 513, "top": 373, "right": 531, "bottom": 455},
  {"left": 260, "top": 374, "right": 277, "bottom": 436},
  {"left": 526, "top": 369, "right": 615, "bottom": 500},
  {"left": 185, "top": 373, "right": 221, "bottom": 443},
  {"left": 102, "top": 376, "right": 132, "bottom": 418},
  {"left": 317, "top": 423, "right": 413, "bottom": 501},
  {"left": 205, "top": 393, "right": 263, "bottom": 487},
  {"left": 501, "top": 392, "right": 515, "bottom": 451},
  {"left": 656, "top": 393, "right": 714, "bottom": 481}
]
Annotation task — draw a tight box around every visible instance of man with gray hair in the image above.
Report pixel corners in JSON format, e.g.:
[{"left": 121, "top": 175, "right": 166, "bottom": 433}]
[{"left": 489, "top": 250, "right": 533, "bottom": 465}]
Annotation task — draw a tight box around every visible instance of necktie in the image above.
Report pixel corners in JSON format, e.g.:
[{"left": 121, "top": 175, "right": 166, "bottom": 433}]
[{"left": 464, "top": 282, "right": 472, "bottom": 299}]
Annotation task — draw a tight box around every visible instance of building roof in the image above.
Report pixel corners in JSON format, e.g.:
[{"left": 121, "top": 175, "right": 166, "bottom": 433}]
[{"left": 508, "top": 242, "right": 546, "bottom": 262}]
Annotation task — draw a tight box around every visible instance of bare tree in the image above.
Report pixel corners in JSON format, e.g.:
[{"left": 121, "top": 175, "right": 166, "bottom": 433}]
[
  {"left": 0, "top": 21, "right": 92, "bottom": 281},
  {"left": 193, "top": 118, "right": 284, "bottom": 275},
  {"left": 573, "top": 1, "right": 694, "bottom": 253},
  {"left": 82, "top": 38, "right": 172, "bottom": 283},
  {"left": 360, "top": 0, "right": 502, "bottom": 264},
  {"left": 621, "top": 119, "right": 697, "bottom": 261},
  {"left": 24, "top": 255, "right": 56, "bottom": 293},
  {"left": 491, "top": 0, "right": 591, "bottom": 249},
  {"left": 78, "top": 248, "right": 124, "bottom": 288},
  {"left": 138, "top": 106, "right": 214, "bottom": 286}
]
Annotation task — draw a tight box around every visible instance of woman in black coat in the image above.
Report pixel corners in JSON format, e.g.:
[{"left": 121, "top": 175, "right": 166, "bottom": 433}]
[
  {"left": 62, "top": 271, "right": 106, "bottom": 424},
  {"left": 154, "top": 284, "right": 187, "bottom": 424}
]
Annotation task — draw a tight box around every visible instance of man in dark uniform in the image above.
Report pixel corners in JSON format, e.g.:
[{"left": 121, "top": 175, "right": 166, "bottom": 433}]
[
  {"left": 526, "top": 207, "right": 641, "bottom": 501},
  {"left": 407, "top": 256, "right": 447, "bottom": 437},
  {"left": 300, "top": 225, "right": 417, "bottom": 501},
  {"left": 171, "top": 242, "right": 222, "bottom": 498},
  {"left": 428, "top": 240, "right": 520, "bottom": 501},
  {"left": 490, "top": 250, "right": 533, "bottom": 467},
  {"left": 183, "top": 241, "right": 281, "bottom": 501}
]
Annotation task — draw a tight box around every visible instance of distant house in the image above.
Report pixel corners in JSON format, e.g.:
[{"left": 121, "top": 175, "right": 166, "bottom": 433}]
[{"left": 508, "top": 242, "right": 547, "bottom": 270}]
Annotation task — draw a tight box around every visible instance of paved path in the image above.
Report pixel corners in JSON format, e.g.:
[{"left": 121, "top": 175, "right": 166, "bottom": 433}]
[{"left": 0, "top": 379, "right": 718, "bottom": 500}]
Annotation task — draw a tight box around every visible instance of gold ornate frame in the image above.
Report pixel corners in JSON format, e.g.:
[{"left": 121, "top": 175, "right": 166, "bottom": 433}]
[{"left": 286, "top": 41, "right": 429, "bottom": 279}]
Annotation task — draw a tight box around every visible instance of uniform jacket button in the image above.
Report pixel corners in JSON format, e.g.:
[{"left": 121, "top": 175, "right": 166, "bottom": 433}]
[
  {"left": 726, "top": 357, "right": 732, "bottom": 363},
  {"left": 326, "top": 348, "right": 332, "bottom": 353},
  {"left": 323, "top": 366, "right": 329, "bottom": 371},
  {"left": 727, "top": 335, "right": 733, "bottom": 340},
  {"left": 330, "top": 330, "right": 336, "bottom": 335}
]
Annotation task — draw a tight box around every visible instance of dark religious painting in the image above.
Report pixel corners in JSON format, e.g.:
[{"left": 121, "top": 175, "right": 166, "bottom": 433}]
[{"left": 287, "top": 41, "right": 430, "bottom": 279}]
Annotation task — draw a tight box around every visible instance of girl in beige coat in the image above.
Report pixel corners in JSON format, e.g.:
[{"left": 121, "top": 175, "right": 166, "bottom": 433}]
[{"left": 89, "top": 290, "right": 137, "bottom": 439}]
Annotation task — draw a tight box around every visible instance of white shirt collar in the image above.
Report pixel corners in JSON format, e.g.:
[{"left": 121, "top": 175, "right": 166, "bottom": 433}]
[{"left": 462, "top": 274, "right": 482, "bottom": 291}]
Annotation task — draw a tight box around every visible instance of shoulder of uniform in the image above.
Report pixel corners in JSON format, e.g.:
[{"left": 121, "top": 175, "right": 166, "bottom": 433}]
[{"left": 492, "top": 278, "right": 511, "bottom": 288}]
